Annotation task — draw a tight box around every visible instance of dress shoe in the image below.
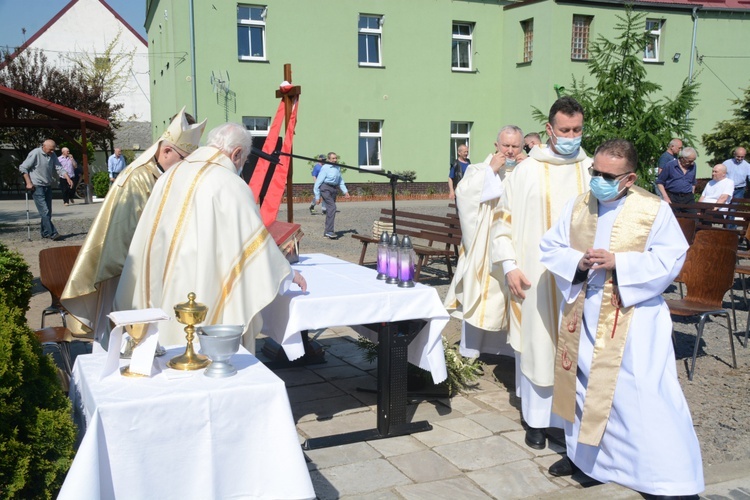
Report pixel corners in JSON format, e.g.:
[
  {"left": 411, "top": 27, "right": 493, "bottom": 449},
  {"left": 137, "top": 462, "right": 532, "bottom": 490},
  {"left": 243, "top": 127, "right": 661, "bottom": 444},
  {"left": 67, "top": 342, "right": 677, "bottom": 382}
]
[
  {"left": 51, "top": 233, "right": 63, "bottom": 241},
  {"left": 548, "top": 456, "right": 579, "bottom": 477},
  {"left": 524, "top": 427, "right": 546, "bottom": 450},
  {"left": 309, "top": 206, "right": 315, "bottom": 215}
]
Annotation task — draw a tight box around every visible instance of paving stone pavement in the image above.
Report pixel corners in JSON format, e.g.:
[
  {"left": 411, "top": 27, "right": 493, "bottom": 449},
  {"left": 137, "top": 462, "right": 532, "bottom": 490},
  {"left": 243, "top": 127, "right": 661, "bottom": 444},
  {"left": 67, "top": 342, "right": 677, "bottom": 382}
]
[{"left": 255, "top": 328, "right": 750, "bottom": 500}]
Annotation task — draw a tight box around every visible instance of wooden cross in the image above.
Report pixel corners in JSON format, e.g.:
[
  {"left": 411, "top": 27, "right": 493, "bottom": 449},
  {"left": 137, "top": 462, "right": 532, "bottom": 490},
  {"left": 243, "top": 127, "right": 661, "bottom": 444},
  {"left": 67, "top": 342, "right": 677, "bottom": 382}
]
[{"left": 276, "top": 63, "right": 301, "bottom": 223}]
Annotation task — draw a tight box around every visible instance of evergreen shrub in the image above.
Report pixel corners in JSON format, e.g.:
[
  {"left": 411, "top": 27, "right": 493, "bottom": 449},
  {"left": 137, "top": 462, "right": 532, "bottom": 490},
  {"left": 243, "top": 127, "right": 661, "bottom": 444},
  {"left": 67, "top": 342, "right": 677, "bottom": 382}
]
[{"left": 92, "top": 171, "right": 110, "bottom": 198}]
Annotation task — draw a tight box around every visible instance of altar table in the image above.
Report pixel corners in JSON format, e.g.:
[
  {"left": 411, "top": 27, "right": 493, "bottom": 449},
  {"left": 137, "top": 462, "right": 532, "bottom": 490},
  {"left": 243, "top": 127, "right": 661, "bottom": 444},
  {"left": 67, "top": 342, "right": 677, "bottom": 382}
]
[
  {"left": 58, "top": 347, "right": 314, "bottom": 500},
  {"left": 260, "top": 253, "right": 449, "bottom": 383}
]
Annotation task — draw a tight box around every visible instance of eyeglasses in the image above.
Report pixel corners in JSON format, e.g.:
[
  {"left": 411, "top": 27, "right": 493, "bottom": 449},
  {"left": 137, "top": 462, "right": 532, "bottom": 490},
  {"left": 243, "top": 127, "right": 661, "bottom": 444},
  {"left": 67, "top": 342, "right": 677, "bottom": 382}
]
[{"left": 588, "top": 166, "right": 631, "bottom": 181}]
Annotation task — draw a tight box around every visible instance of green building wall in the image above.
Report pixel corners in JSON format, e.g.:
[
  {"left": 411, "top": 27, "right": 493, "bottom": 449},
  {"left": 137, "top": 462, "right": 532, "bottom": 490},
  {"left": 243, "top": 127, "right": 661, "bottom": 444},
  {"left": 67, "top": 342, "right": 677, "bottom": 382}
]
[{"left": 146, "top": 0, "right": 750, "bottom": 182}]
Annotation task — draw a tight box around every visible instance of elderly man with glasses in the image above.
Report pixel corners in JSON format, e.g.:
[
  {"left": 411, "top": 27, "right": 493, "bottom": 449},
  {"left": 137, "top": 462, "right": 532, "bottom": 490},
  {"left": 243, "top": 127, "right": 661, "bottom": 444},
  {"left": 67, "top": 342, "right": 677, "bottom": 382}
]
[{"left": 656, "top": 147, "right": 698, "bottom": 210}]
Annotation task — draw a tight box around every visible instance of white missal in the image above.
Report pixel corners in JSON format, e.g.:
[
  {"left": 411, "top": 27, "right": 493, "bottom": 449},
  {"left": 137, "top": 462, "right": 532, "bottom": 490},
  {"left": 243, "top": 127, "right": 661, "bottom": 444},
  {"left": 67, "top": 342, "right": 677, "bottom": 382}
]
[{"left": 102, "top": 308, "right": 170, "bottom": 380}]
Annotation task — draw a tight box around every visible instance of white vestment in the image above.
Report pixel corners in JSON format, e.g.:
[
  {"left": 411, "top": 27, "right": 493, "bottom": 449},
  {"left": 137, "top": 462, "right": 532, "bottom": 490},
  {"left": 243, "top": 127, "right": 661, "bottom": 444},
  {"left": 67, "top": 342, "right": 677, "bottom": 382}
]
[
  {"left": 115, "top": 146, "right": 294, "bottom": 352},
  {"left": 540, "top": 195, "right": 704, "bottom": 496},
  {"left": 494, "top": 145, "right": 591, "bottom": 427},
  {"left": 445, "top": 157, "right": 513, "bottom": 358}
]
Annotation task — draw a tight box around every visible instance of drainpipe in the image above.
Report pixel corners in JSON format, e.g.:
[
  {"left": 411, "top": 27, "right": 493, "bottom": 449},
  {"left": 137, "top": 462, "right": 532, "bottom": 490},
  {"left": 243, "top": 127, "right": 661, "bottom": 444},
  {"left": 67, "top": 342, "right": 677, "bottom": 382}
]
[
  {"left": 189, "top": 0, "right": 198, "bottom": 118},
  {"left": 688, "top": 7, "right": 698, "bottom": 85}
]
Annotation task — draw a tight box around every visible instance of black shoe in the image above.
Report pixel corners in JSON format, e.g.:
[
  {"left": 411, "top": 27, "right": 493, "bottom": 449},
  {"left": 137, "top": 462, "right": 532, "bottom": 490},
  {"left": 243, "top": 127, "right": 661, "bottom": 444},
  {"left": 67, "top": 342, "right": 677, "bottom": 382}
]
[
  {"left": 309, "top": 206, "right": 315, "bottom": 215},
  {"left": 524, "top": 427, "right": 546, "bottom": 450},
  {"left": 548, "top": 456, "right": 578, "bottom": 477},
  {"left": 50, "top": 233, "right": 63, "bottom": 241}
]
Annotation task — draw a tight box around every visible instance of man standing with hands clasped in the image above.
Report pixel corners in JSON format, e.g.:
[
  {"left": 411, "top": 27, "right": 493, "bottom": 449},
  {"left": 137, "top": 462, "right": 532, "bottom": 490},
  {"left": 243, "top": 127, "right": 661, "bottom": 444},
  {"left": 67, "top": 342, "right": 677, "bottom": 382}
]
[
  {"left": 539, "top": 138, "right": 703, "bottom": 497},
  {"left": 493, "top": 96, "right": 592, "bottom": 451}
]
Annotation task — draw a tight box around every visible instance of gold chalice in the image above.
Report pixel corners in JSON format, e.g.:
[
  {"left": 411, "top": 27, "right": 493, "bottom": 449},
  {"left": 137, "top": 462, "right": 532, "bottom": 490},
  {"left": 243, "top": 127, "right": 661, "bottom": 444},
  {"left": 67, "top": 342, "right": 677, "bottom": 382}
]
[
  {"left": 120, "top": 323, "right": 150, "bottom": 378},
  {"left": 167, "top": 292, "right": 211, "bottom": 370}
]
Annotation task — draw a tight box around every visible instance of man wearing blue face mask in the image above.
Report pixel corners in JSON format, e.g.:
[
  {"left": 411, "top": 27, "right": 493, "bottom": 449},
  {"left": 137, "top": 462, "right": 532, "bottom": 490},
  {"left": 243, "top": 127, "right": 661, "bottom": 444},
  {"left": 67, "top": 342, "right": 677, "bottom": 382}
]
[
  {"left": 722, "top": 147, "right": 749, "bottom": 200},
  {"left": 493, "top": 97, "right": 592, "bottom": 451},
  {"left": 539, "top": 139, "right": 703, "bottom": 497}
]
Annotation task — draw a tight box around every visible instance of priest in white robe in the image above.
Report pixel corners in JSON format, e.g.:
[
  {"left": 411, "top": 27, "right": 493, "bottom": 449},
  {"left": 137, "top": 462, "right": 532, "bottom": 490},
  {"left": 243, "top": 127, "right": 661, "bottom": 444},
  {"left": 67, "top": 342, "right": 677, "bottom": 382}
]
[
  {"left": 445, "top": 125, "right": 527, "bottom": 359},
  {"left": 115, "top": 122, "right": 306, "bottom": 352},
  {"left": 539, "top": 138, "right": 703, "bottom": 496},
  {"left": 61, "top": 109, "right": 206, "bottom": 342},
  {"left": 494, "top": 97, "right": 591, "bottom": 450}
]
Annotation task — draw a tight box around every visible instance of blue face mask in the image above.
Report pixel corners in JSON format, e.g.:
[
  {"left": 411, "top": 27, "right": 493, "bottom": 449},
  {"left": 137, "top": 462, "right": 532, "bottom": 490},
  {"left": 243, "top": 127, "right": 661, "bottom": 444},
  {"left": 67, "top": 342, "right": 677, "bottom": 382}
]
[
  {"left": 551, "top": 131, "right": 582, "bottom": 156},
  {"left": 590, "top": 176, "right": 625, "bottom": 202}
]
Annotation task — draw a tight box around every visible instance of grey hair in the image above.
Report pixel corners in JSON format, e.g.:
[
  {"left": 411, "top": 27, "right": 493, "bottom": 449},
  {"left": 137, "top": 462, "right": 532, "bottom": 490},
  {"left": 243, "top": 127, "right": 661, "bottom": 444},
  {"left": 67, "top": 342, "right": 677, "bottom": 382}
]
[
  {"left": 668, "top": 138, "right": 682, "bottom": 148},
  {"left": 497, "top": 125, "right": 523, "bottom": 142},
  {"left": 206, "top": 123, "right": 251, "bottom": 160},
  {"left": 679, "top": 147, "right": 698, "bottom": 159}
]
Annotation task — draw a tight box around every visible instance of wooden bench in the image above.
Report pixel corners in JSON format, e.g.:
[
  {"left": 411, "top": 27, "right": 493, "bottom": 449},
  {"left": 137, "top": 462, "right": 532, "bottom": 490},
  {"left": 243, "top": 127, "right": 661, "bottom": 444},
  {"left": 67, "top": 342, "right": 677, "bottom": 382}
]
[
  {"left": 352, "top": 208, "right": 462, "bottom": 281},
  {"left": 671, "top": 201, "right": 750, "bottom": 235}
]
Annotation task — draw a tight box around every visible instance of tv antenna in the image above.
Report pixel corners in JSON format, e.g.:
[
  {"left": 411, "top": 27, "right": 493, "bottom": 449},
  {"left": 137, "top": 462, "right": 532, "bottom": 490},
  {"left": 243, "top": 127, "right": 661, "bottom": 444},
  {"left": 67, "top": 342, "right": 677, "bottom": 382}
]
[{"left": 210, "top": 70, "right": 235, "bottom": 120}]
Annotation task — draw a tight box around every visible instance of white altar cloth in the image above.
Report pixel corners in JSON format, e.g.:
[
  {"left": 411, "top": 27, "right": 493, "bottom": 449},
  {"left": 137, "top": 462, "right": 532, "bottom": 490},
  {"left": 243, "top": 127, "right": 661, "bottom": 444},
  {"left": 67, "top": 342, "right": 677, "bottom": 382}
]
[
  {"left": 260, "top": 253, "right": 449, "bottom": 383},
  {"left": 59, "top": 347, "right": 314, "bottom": 500}
]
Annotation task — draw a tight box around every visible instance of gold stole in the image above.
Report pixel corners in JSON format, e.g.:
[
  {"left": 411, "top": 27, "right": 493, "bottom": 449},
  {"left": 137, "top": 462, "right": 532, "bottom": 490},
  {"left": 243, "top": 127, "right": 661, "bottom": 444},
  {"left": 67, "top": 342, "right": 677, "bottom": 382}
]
[{"left": 552, "top": 186, "right": 660, "bottom": 446}]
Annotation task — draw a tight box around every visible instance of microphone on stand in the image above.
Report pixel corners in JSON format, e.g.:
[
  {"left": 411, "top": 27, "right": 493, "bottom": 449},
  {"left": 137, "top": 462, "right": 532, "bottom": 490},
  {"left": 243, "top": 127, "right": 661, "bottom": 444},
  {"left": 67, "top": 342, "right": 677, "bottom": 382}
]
[{"left": 250, "top": 146, "right": 281, "bottom": 165}]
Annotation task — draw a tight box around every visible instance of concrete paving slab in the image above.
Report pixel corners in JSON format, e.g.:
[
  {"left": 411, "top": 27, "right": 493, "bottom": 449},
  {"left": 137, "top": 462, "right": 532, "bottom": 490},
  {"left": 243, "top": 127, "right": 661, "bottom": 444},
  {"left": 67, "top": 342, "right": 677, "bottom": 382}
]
[
  {"left": 340, "top": 490, "right": 401, "bottom": 500},
  {"left": 467, "top": 459, "right": 559, "bottom": 499},
  {"left": 473, "top": 390, "right": 522, "bottom": 414},
  {"left": 434, "top": 435, "right": 532, "bottom": 471},
  {"left": 462, "top": 377, "right": 506, "bottom": 394},
  {"left": 445, "top": 395, "right": 484, "bottom": 415},
  {"left": 286, "top": 381, "right": 345, "bottom": 404},
  {"left": 389, "top": 449, "right": 462, "bottom": 483},
  {"left": 338, "top": 354, "right": 380, "bottom": 372},
  {"left": 467, "top": 412, "right": 523, "bottom": 434},
  {"left": 323, "top": 341, "right": 364, "bottom": 359},
  {"left": 292, "top": 394, "right": 369, "bottom": 423},
  {"left": 312, "top": 363, "right": 370, "bottom": 381},
  {"left": 406, "top": 398, "right": 457, "bottom": 423},
  {"left": 503, "top": 429, "right": 566, "bottom": 457},
  {"left": 395, "top": 477, "right": 491, "bottom": 499},
  {"left": 412, "top": 423, "right": 470, "bottom": 448},
  {"left": 329, "top": 374, "right": 379, "bottom": 406},
  {"left": 304, "top": 441, "right": 381, "bottom": 470},
  {"left": 273, "top": 367, "right": 325, "bottom": 387},
  {"left": 309, "top": 458, "right": 411, "bottom": 498},
  {"left": 366, "top": 435, "right": 427, "bottom": 457},
  {"left": 297, "top": 408, "right": 378, "bottom": 439},
  {"left": 434, "top": 417, "right": 494, "bottom": 439}
]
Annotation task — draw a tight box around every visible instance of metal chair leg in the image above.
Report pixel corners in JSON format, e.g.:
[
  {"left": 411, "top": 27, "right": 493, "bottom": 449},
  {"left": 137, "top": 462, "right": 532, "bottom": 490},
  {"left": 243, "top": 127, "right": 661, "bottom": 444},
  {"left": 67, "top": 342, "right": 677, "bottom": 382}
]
[
  {"left": 689, "top": 314, "right": 709, "bottom": 381},
  {"left": 730, "top": 289, "right": 738, "bottom": 331},
  {"left": 725, "top": 313, "right": 737, "bottom": 369},
  {"left": 745, "top": 310, "right": 750, "bottom": 348},
  {"left": 678, "top": 282, "right": 684, "bottom": 299}
]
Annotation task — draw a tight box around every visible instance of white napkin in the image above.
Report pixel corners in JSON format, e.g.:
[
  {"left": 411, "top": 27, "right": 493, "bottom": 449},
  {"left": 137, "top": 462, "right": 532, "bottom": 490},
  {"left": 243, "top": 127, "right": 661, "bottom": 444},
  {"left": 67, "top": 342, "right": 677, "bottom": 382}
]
[{"left": 101, "top": 309, "right": 170, "bottom": 380}]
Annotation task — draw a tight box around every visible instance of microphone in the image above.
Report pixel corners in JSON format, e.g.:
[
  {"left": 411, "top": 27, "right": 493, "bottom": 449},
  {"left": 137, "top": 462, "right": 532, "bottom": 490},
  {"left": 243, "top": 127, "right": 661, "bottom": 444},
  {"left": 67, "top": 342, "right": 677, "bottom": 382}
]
[{"left": 250, "top": 146, "right": 281, "bottom": 165}]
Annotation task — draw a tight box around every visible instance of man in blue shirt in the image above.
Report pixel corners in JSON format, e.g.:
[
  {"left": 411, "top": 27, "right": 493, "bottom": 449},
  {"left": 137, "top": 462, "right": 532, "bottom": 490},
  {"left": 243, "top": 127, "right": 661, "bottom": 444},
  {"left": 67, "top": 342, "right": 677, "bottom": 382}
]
[
  {"left": 108, "top": 148, "right": 126, "bottom": 182},
  {"left": 723, "top": 146, "right": 750, "bottom": 200},
  {"left": 313, "top": 152, "right": 350, "bottom": 238},
  {"left": 309, "top": 154, "right": 327, "bottom": 215},
  {"left": 656, "top": 147, "right": 697, "bottom": 210},
  {"left": 655, "top": 139, "right": 682, "bottom": 198},
  {"left": 448, "top": 144, "right": 470, "bottom": 200}
]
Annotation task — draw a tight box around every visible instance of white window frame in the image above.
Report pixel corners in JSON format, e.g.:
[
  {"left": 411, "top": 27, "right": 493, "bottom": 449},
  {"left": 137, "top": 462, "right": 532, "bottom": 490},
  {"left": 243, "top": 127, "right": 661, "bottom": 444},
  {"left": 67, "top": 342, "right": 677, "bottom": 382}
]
[
  {"left": 359, "top": 120, "right": 383, "bottom": 170},
  {"left": 450, "top": 122, "right": 472, "bottom": 162},
  {"left": 242, "top": 116, "right": 270, "bottom": 136},
  {"left": 238, "top": 5, "right": 267, "bottom": 61},
  {"left": 358, "top": 14, "right": 383, "bottom": 67},
  {"left": 571, "top": 15, "right": 592, "bottom": 61},
  {"left": 452, "top": 22, "right": 474, "bottom": 71},
  {"left": 644, "top": 18, "right": 663, "bottom": 62},
  {"left": 521, "top": 19, "right": 534, "bottom": 63}
]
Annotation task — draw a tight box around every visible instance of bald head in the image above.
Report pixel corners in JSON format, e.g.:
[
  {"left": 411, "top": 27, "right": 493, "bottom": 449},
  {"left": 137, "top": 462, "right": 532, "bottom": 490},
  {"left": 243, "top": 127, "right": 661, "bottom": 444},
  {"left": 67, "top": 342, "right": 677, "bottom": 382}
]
[{"left": 42, "top": 139, "right": 56, "bottom": 154}]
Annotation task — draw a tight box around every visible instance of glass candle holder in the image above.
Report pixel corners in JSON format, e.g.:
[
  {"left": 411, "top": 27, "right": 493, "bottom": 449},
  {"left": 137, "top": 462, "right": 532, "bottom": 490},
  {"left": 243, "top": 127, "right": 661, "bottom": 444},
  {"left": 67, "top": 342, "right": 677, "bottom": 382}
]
[
  {"left": 376, "top": 231, "right": 389, "bottom": 280},
  {"left": 398, "top": 235, "right": 415, "bottom": 288},
  {"left": 386, "top": 233, "right": 400, "bottom": 284}
]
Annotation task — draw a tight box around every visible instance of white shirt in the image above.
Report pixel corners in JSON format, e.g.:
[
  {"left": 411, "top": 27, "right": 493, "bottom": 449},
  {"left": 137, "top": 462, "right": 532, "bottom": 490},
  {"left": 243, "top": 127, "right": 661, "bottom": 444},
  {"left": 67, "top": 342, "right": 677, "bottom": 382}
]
[{"left": 701, "top": 177, "right": 734, "bottom": 203}]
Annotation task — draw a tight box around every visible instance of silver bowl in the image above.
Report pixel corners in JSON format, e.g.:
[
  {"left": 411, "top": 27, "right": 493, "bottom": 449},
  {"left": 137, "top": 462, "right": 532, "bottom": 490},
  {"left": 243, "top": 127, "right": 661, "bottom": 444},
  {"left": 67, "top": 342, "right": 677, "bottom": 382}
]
[{"left": 197, "top": 325, "right": 243, "bottom": 378}]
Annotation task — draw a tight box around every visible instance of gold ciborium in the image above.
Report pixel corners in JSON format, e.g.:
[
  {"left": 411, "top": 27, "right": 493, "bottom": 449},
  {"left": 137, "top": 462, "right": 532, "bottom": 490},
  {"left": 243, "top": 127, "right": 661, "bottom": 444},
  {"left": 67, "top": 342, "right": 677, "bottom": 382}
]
[
  {"left": 120, "top": 323, "right": 150, "bottom": 378},
  {"left": 168, "top": 292, "right": 211, "bottom": 370}
]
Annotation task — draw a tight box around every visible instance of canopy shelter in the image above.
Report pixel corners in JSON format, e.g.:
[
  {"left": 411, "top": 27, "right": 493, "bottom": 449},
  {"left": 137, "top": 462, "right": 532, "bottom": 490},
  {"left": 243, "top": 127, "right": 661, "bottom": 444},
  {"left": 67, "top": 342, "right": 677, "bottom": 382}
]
[{"left": 0, "top": 84, "right": 110, "bottom": 203}]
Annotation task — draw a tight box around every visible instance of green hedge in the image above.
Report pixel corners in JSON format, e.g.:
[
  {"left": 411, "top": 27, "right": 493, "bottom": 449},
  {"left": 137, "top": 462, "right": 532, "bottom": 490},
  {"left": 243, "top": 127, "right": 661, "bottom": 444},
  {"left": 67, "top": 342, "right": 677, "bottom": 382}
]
[
  {"left": 0, "top": 246, "right": 76, "bottom": 499},
  {"left": 92, "top": 171, "right": 110, "bottom": 198}
]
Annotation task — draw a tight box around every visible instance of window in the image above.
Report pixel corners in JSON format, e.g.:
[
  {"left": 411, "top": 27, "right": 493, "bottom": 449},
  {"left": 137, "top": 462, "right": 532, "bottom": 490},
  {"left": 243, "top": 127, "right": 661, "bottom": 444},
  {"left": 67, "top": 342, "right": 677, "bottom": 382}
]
[
  {"left": 450, "top": 122, "right": 472, "bottom": 162},
  {"left": 358, "top": 15, "right": 382, "bottom": 66},
  {"left": 242, "top": 116, "right": 271, "bottom": 182},
  {"left": 521, "top": 19, "right": 534, "bottom": 63},
  {"left": 571, "top": 15, "right": 592, "bottom": 60},
  {"left": 359, "top": 120, "right": 382, "bottom": 169},
  {"left": 452, "top": 22, "right": 473, "bottom": 71},
  {"left": 238, "top": 5, "right": 267, "bottom": 61},
  {"left": 644, "top": 19, "right": 663, "bottom": 61}
]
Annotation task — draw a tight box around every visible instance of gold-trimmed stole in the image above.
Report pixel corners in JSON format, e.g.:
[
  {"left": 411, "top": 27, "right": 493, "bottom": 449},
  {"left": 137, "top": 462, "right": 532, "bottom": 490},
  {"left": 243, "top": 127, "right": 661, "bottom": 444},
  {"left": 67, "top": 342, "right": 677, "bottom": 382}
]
[{"left": 552, "top": 186, "right": 660, "bottom": 446}]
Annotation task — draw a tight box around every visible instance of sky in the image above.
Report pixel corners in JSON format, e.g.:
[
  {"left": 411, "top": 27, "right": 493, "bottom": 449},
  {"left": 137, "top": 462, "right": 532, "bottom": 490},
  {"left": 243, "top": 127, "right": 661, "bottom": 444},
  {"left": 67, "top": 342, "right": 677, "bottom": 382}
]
[{"left": 0, "top": 0, "right": 147, "bottom": 50}]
